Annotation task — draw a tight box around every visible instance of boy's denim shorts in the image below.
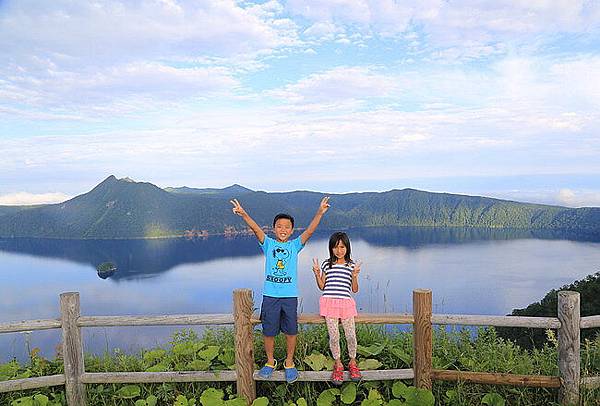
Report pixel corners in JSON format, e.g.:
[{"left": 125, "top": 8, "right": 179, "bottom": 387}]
[{"left": 260, "top": 296, "right": 298, "bottom": 336}]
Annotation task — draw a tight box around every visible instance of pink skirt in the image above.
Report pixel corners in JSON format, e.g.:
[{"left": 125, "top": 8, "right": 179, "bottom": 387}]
[{"left": 319, "top": 296, "right": 358, "bottom": 319}]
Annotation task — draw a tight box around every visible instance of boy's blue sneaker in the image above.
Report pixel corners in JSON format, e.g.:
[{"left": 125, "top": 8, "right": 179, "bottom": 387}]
[
  {"left": 284, "top": 364, "right": 298, "bottom": 383},
  {"left": 258, "top": 360, "right": 277, "bottom": 379}
]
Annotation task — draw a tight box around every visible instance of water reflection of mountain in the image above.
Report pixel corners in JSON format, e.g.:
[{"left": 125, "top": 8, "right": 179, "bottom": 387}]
[
  {"left": 350, "top": 226, "right": 600, "bottom": 248},
  {"left": 0, "top": 236, "right": 261, "bottom": 281},
  {"left": 0, "top": 227, "right": 596, "bottom": 280}
]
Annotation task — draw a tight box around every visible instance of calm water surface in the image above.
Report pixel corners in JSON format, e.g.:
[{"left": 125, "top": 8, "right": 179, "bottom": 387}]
[{"left": 1, "top": 227, "right": 599, "bottom": 361}]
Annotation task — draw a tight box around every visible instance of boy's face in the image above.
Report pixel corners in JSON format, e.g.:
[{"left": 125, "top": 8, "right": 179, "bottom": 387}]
[{"left": 273, "top": 218, "right": 294, "bottom": 242}]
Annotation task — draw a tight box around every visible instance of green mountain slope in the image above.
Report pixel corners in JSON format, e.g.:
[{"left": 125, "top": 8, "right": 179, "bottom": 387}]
[{"left": 0, "top": 176, "right": 598, "bottom": 239}]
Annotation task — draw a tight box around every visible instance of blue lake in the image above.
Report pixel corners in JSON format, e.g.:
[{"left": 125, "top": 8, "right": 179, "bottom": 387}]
[{"left": 1, "top": 227, "right": 600, "bottom": 362}]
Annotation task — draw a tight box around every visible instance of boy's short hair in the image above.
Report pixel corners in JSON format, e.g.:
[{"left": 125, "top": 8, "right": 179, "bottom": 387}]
[{"left": 273, "top": 213, "right": 294, "bottom": 228}]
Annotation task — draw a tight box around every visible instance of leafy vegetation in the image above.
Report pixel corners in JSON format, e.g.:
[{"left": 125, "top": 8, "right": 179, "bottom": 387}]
[{"left": 2, "top": 325, "right": 600, "bottom": 405}]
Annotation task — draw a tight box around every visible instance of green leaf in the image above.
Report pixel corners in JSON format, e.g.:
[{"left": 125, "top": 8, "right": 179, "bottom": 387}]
[
  {"left": 188, "top": 359, "right": 212, "bottom": 371},
  {"left": 357, "top": 358, "right": 382, "bottom": 370},
  {"left": 32, "top": 395, "right": 49, "bottom": 406},
  {"left": 251, "top": 397, "right": 269, "bottom": 406},
  {"left": 0, "top": 361, "right": 20, "bottom": 378},
  {"left": 402, "top": 387, "right": 435, "bottom": 406},
  {"left": 390, "top": 347, "right": 412, "bottom": 366},
  {"left": 482, "top": 392, "right": 506, "bottom": 406},
  {"left": 198, "top": 346, "right": 220, "bottom": 362},
  {"left": 134, "top": 400, "right": 147, "bottom": 406},
  {"left": 15, "top": 370, "right": 32, "bottom": 379},
  {"left": 172, "top": 342, "right": 197, "bottom": 357},
  {"left": 174, "top": 395, "right": 191, "bottom": 406},
  {"left": 368, "top": 389, "right": 382, "bottom": 401},
  {"left": 115, "top": 384, "right": 141, "bottom": 399},
  {"left": 145, "top": 362, "right": 169, "bottom": 372},
  {"left": 224, "top": 398, "right": 246, "bottom": 406},
  {"left": 143, "top": 349, "right": 167, "bottom": 364},
  {"left": 296, "top": 398, "right": 308, "bottom": 406},
  {"left": 218, "top": 348, "right": 236, "bottom": 368},
  {"left": 392, "top": 381, "right": 408, "bottom": 398},
  {"left": 11, "top": 397, "right": 34, "bottom": 406},
  {"left": 356, "top": 343, "right": 385, "bottom": 356},
  {"left": 323, "top": 357, "right": 335, "bottom": 371},
  {"left": 387, "top": 401, "right": 403, "bottom": 406},
  {"left": 340, "top": 383, "right": 357, "bottom": 404},
  {"left": 200, "top": 388, "right": 224, "bottom": 405},
  {"left": 146, "top": 395, "right": 158, "bottom": 406},
  {"left": 360, "top": 389, "right": 383, "bottom": 406},
  {"left": 317, "top": 388, "right": 340, "bottom": 406},
  {"left": 304, "top": 352, "right": 328, "bottom": 371}
]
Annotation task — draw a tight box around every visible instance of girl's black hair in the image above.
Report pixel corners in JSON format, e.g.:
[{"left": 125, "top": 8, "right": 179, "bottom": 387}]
[{"left": 326, "top": 231, "right": 352, "bottom": 269}]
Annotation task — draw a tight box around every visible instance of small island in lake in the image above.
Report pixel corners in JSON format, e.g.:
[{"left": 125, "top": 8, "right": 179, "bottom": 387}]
[{"left": 96, "top": 262, "right": 117, "bottom": 279}]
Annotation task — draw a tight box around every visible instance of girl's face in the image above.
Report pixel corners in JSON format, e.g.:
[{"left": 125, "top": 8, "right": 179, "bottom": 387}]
[{"left": 332, "top": 239, "right": 347, "bottom": 262}]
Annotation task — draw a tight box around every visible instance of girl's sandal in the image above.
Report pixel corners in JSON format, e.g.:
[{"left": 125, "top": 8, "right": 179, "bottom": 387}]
[
  {"left": 331, "top": 364, "right": 344, "bottom": 386},
  {"left": 348, "top": 362, "right": 362, "bottom": 381}
]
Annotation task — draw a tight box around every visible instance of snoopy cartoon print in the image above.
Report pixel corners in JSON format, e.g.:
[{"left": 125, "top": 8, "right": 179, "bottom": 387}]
[{"left": 272, "top": 246, "right": 290, "bottom": 276}]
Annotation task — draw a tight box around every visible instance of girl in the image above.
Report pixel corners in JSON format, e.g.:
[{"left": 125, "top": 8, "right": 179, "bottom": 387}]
[{"left": 312, "top": 231, "right": 362, "bottom": 385}]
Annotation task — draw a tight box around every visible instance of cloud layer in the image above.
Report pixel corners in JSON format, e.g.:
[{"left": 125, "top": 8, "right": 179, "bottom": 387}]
[{"left": 1, "top": 0, "right": 599, "bottom": 204}]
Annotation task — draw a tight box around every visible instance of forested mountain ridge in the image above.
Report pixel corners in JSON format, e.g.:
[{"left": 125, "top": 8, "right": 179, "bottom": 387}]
[{"left": 0, "top": 175, "right": 598, "bottom": 239}]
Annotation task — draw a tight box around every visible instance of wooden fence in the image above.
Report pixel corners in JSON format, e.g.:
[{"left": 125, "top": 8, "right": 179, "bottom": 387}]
[{"left": 0, "top": 289, "right": 599, "bottom": 405}]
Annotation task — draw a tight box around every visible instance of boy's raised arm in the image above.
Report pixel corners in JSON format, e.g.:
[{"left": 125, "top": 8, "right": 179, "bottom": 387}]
[
  {"left": 230, "top": 199, "right": 265, "bottom": 244},
  {"left": 301, "top": 196, "right": 330, "bottom": 245}
]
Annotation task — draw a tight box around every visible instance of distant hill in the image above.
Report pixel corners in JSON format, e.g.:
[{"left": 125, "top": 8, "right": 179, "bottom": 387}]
[
  {"left": 164, "top": 184, "right": 253, "bottom": 199},
  {"left": 0, "top": 205, "right": 41, "bottom": 217},
  {"left": 0, "top": 175, "right": 598, "bottom": 239}
]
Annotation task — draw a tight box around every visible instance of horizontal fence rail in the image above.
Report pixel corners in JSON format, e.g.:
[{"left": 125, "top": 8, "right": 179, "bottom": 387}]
[
  {"left": 77, "top": 314, "right": 235, "bottom": 327},
  {"left": 1, "top": 289, "right": 599, "bottom": 405},
  {"left": 580, "top": 315, "right": 600, "bottom": 329},
  {"left": 431, "top": 370, "right": 561, "bottom": 388},
  {"left": 253, "top": 369, "right": 415, "bottom": 382},
  {"left": 432, "top": 314, "right": 561, "bottom": 328},
  {"left": 0, "top": 319, "right": 62, "bottom": 334},
  {"left": 80, "top": 371, "right": 237, "bottom": 384},
  {"left": 0, "top": 375, "right": 66, "bottom": 393}
]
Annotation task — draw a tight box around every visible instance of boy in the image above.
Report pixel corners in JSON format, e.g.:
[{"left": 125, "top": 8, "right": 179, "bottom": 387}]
[{"left": 230, "top": 196, "right": 330, "bottom": 383}]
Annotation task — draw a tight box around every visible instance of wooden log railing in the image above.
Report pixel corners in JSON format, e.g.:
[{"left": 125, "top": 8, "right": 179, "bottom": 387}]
[{"left": 1, "top": 289, "right": 600, "bottom": 405}]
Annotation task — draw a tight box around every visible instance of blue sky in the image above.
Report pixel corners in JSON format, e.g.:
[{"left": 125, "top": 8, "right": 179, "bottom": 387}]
[{"left": 1, "top": 0, "right": 599, "bottom": 207}]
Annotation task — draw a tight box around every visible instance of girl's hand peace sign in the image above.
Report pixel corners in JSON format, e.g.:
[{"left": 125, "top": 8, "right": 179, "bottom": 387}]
[
  {"left": 312, "top": 258, "right": 321, "bottom": 274},
  {"left": 352, "top": 261, "right": 362, "bottom": 277},
  {"left": 229, "top": 199, "right": 247, "bottom": 216}
]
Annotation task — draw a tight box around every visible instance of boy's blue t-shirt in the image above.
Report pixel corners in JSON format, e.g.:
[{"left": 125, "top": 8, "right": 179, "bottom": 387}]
[{"left": 260, "top": 236, "right": 304, "bottom": 298}]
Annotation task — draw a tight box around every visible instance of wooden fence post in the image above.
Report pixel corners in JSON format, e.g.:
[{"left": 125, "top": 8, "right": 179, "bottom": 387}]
[
  {"left": 60, "top": 292, "right": 87, "bottom": 406},
  {"left": 413, "top": 289, "right": 432, "bottom": 390},
  {"left": 558, "top": 291, "right": 580, "bottom": 405},
  {"left": 234, "top": 289, "right": 256, "bottom": 404}
]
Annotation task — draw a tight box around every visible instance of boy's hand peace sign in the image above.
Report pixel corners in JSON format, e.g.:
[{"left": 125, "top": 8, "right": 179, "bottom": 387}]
[
  {"left": 230, "top": 199, "right": 247, "bottom": 217},
  {"left": 318, "top": 196, "right": 330, "bottom": 215}
]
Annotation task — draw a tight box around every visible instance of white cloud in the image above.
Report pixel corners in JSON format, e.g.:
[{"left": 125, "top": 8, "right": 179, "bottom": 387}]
[
  {"left": 0, "top": 0, "right": 291, "bottom": 64},
  {"left": 287, "top": 0, "right": 415, "bottom": 35},
  {"left": 557, "top": 189, "right": 600, "bottom": 208},
  {"left": 0, "top": 0, "right": 299, "bottom": 116},
  {"left": 267, "top": 66, "right": 398, "bottom": 104},
  {"left": 0, "top": 192, "right": 72, "bottom": 205},
  {"left": 304, "top": 21, "right": 341, "bottom": 38}
]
